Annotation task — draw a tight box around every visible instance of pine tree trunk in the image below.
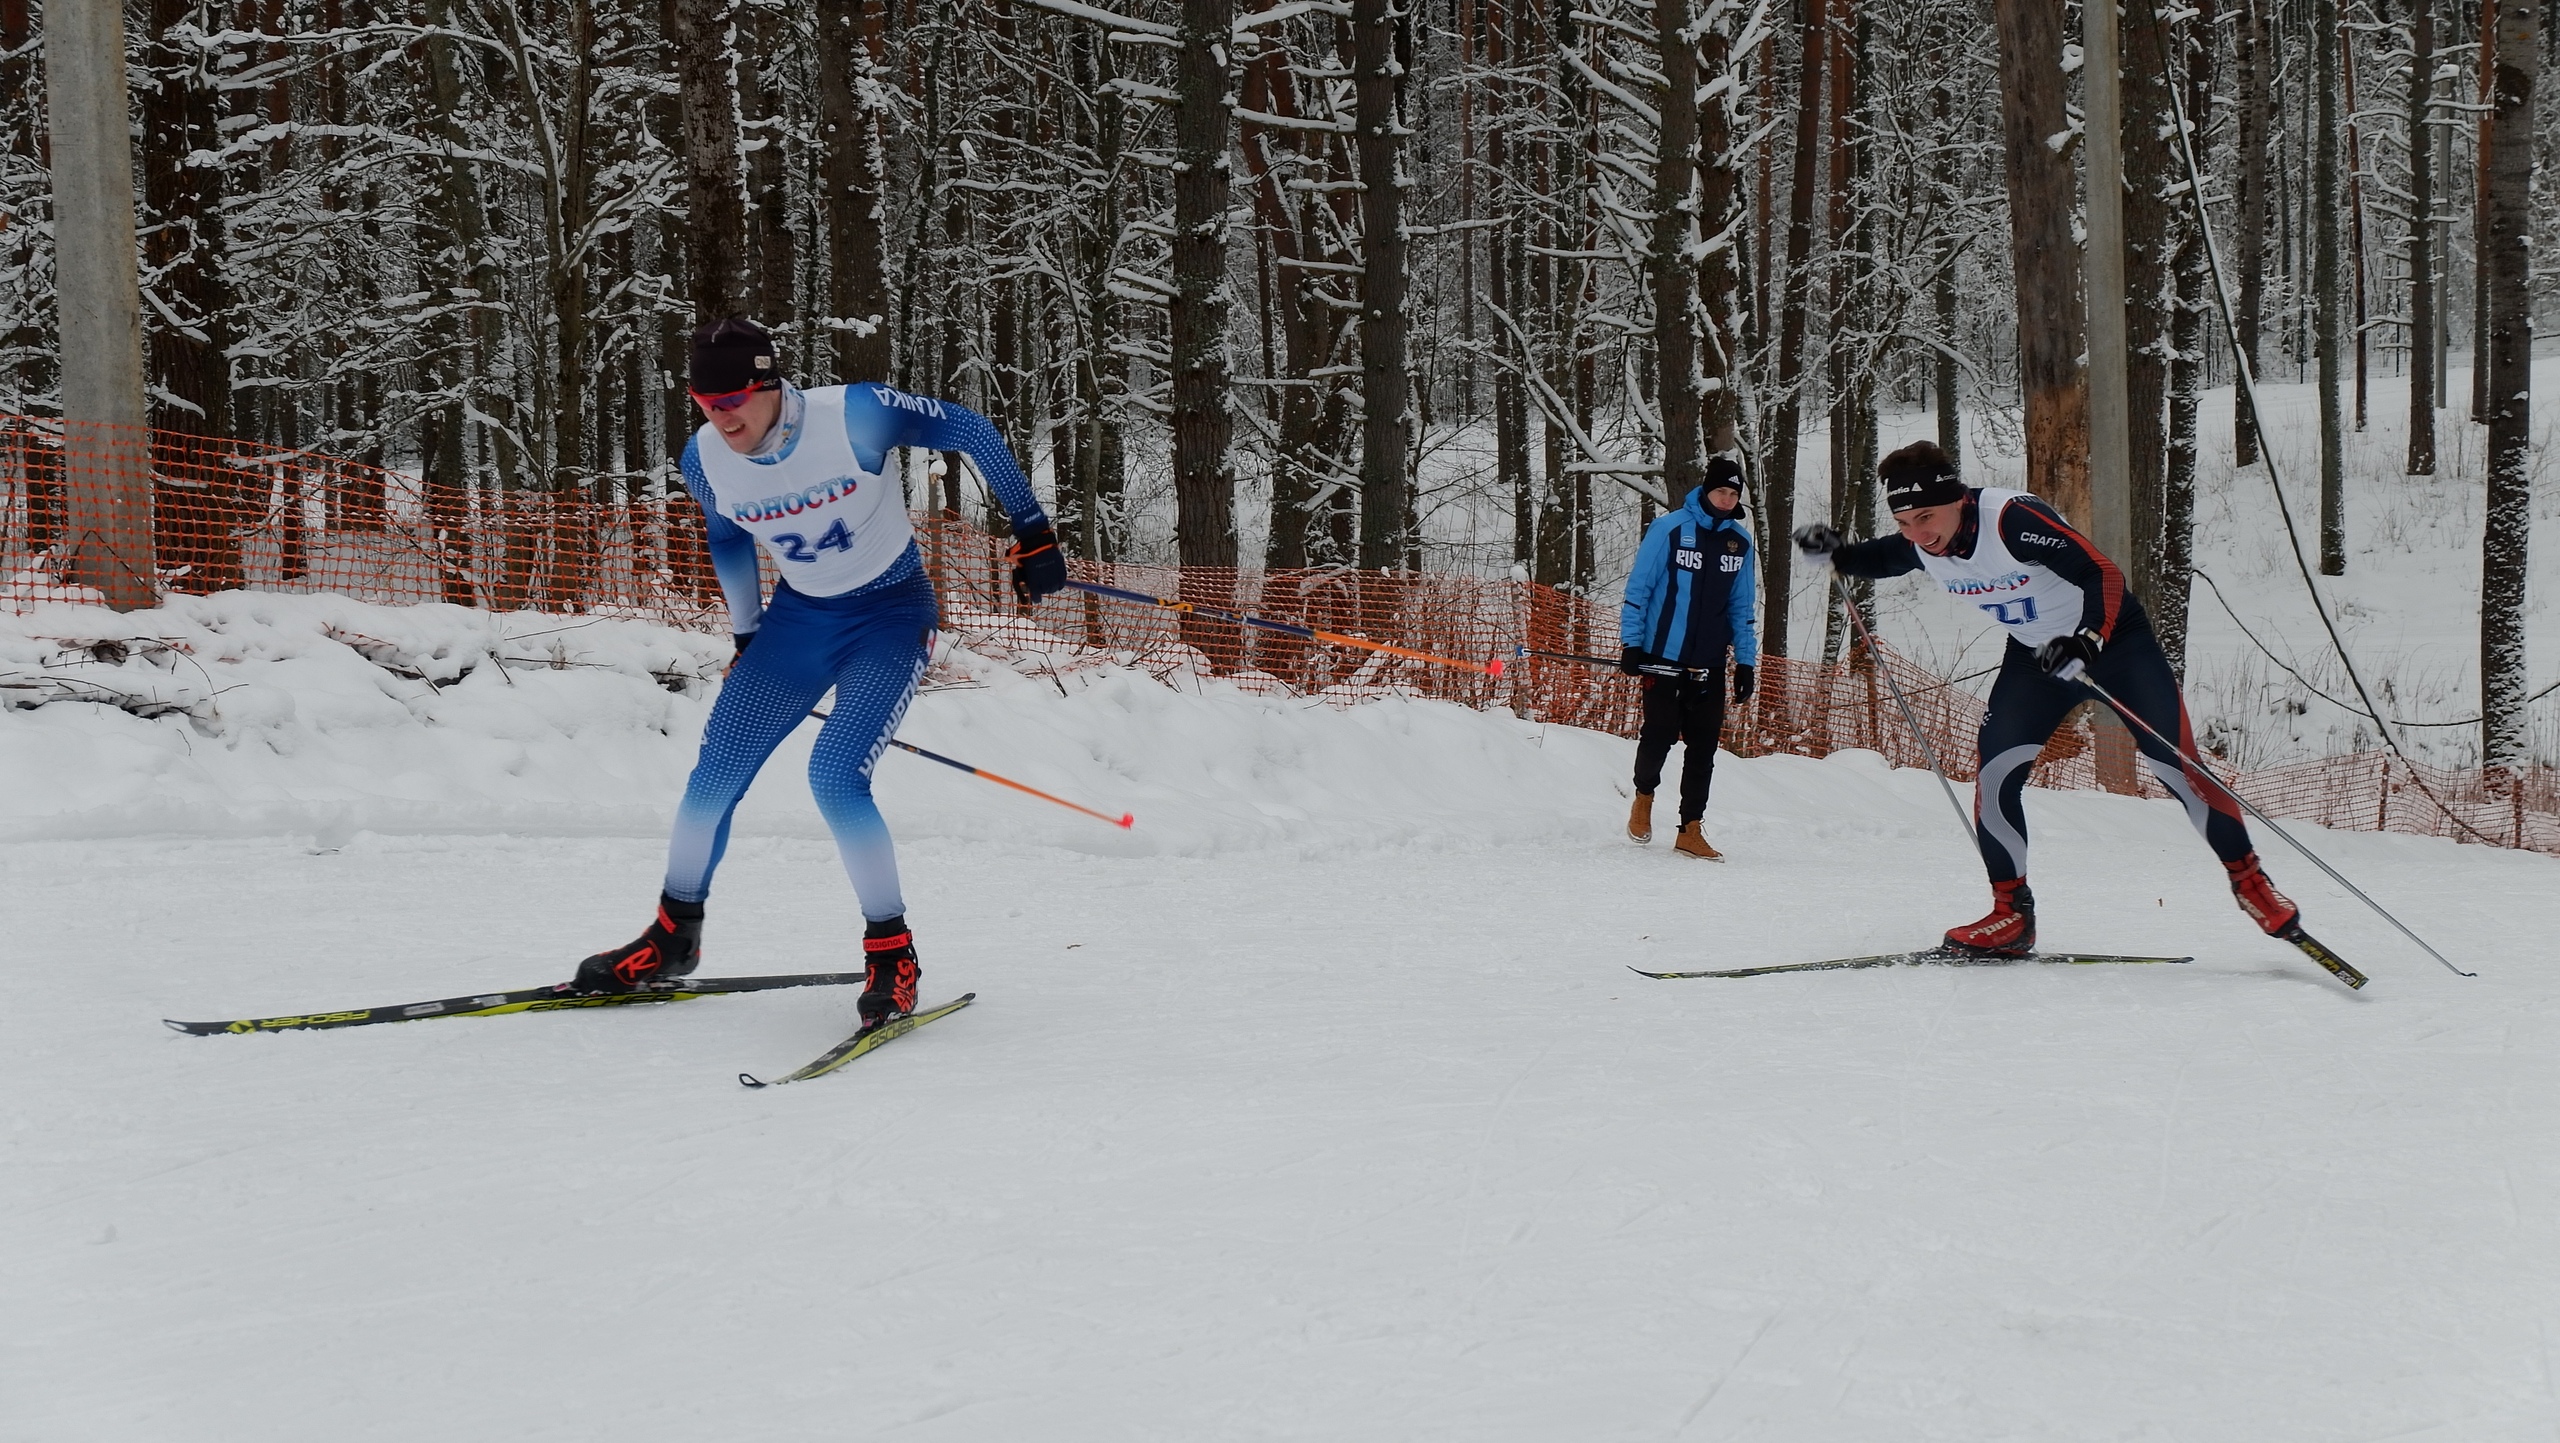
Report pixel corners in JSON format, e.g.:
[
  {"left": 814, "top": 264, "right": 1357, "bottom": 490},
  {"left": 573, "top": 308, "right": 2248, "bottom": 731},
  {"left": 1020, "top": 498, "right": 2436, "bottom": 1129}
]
[
  {"left": 820, "top": 0, "right": 892, "bottom": 382},
  {"left": 2159, "top": 0, "right": 2214, "bottom": 676},
  {"left": 1992, "top": 0, "right": 2090, "bottom": 517},
  {"left": 1696, "top": 12, "right": 1739, "bottom": 453},
  {"left": 1760, "top": 0, "right": 1826, "bottom": 660},
  {"left": 2315, "top": 0, "right": 2346, "bottom": 575},
  {"left": 672, "top": 0, "right": 750, "bottom": 319},
  {"left": 1651, "top": 0, "right": 1701, "bottom": 502},
  {"left": 1171, "top": 0, "right": 1237, "bottom": 570},
  {"left": 2405, "top": 0, "right": 2438, "bottom": 474},
  {"left": 2477, "top": 0, "right": 2534, "bottom": 770},
  {"left": 2235, "top": 0, "right": 2269, "bottom": 464},
  {"left": 2124, "top": 0, "right": 2176, "bottom": 598},
  {"left": 1354, "top": 0, "right": 1410, "bottom": 567}
]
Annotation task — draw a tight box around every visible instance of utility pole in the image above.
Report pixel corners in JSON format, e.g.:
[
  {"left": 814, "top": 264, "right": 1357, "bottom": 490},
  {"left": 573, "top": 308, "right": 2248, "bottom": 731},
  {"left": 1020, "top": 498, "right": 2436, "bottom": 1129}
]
[
  {"left": 2083, "top": 0, "right": 2134, "bottom": 578},
  {"left": 45, "top": 0, "right": 156, "bottom": 610},
  {"left": 2082, "top": 0, "right": 2141, "bottom": 793}
]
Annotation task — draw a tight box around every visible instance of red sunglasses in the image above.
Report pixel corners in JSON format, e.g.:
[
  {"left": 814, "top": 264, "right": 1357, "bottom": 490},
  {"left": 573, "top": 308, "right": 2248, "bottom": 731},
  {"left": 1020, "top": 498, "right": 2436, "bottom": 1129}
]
[{"left": 689, "top": 381, "right": 775, "bottom": 412}]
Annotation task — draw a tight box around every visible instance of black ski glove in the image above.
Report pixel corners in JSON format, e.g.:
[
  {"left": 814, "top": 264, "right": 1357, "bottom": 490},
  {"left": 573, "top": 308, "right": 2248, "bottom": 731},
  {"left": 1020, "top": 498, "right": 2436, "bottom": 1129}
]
[
  {"left": 1730, "top": 663, "right": 1756, "bottom": 703},
  {"left": 733, "top": 630, "right": 757, "bottom": 656},
  {"left": 1793, "top": 523, "right": 1845, "bottom": 560},
  {"left": 2035, "top": 629, "right": 2103, "bottom": 679},
  {"left": 1618, "top": 645, "right": 1651, "bottom": 676},
  {"left": 1009, "top": 521, "right": 1067, "bottom": 603}
]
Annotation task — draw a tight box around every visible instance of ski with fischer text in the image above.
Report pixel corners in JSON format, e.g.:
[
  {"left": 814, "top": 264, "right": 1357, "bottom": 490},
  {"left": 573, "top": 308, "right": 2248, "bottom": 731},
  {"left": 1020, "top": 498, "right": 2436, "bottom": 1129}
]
[
  {"left": 739, "top": 993, "right": 976, "bottom": 1089},
  {"left": 1630, "top": 951, "right": 2194, "bottom": 980},
  {"left": 2277, "top": 926, "right": 2369, "bottom": 989},
  {"left": 166, "top": 972, "right": 866, "bottom": 1036}
]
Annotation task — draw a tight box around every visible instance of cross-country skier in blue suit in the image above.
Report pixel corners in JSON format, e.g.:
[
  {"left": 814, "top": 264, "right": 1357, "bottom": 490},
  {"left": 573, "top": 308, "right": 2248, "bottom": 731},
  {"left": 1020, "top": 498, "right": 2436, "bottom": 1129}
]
[
  {"left": 1617, "top": 455, "right": 1759, "bottom": 859},
  {"left": 570, "top": 317, "right": 1066, "bottom": 1035}
]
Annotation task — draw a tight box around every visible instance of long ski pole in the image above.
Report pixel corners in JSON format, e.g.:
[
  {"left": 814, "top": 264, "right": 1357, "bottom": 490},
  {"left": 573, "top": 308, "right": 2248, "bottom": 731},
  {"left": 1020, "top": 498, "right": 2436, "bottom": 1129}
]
[
  {"left": 2066, "top": 668, "right": 2472, "bottom": 978},
  {"left": 811, "top": 708, "right": 1135, "bottom": 829},
  {"left": 1067, "top": 579, "right": 1505, "bottom": 677},
  {"left": 1510, "top": 644, "right": 1716, "bottom": 680},
  {"left": 1829, "top": 568, "right": 1979, "bottom": 851}
]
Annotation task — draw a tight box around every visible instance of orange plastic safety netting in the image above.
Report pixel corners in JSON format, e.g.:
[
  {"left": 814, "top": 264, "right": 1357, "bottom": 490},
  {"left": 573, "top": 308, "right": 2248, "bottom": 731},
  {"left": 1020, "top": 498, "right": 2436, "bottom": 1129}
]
[{"left": 4, "top": 411, "right": 2553, "bottom": 856}]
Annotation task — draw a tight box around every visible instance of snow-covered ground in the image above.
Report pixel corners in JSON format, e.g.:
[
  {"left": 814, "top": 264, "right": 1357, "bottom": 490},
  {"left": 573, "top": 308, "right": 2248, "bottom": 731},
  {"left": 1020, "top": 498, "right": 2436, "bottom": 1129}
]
[{"left": 6, "top": 595, "right": 2558, "bottom": 1440}]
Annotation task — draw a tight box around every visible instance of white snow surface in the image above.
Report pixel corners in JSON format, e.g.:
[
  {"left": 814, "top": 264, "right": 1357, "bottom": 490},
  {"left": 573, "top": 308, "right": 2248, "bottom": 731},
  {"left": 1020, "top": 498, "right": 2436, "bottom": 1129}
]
[{"left": 7, "top": 594, "right": 2560, "bottom": 1440}]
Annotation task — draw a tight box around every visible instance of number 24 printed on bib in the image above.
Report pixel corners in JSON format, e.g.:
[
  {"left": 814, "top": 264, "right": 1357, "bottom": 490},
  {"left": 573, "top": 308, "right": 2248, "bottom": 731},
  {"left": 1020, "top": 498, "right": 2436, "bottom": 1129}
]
[{"left": 770, "top": 518, "right": 855, "bottom": 564}]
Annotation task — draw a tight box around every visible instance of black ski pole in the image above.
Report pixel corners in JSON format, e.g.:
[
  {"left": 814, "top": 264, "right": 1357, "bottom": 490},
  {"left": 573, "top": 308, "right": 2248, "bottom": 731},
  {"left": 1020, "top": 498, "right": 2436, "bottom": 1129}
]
[
  {"left": 1829, "top": 571, "right": 1979, "bottom": 852},
  {"left": 2064, "top": 667, "right": 2473, "bottom": 978},
  {"left": 1508, "top": 644, "right": 1714, "bottom": 680}
]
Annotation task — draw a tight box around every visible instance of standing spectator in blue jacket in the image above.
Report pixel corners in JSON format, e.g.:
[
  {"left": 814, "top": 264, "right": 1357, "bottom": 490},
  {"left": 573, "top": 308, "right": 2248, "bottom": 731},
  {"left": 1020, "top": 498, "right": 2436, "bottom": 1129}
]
[{"left": 1617, "top": 456, "right": 1759, "bottom": 858}]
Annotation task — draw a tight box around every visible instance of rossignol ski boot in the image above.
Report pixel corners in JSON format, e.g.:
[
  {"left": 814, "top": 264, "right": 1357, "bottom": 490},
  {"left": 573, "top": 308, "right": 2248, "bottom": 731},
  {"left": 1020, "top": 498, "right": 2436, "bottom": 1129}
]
[
  {"left": 570, "top": 894, "right": 705, "bottom": 993},
  {"left": 858, "top": 916, "right": 921, "bottom": 1033}
]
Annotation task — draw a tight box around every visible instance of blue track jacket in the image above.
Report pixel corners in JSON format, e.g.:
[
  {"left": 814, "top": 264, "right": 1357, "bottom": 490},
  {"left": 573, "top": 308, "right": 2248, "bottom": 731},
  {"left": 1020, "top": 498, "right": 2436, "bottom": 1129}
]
[{"left": 1620, "top": 487, "right": 1759, "bottom": 668}]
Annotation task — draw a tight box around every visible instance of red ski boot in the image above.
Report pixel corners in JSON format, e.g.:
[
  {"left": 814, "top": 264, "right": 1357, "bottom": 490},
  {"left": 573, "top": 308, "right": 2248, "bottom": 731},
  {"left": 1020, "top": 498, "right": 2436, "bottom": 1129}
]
[
  {"left": 858, "top": 917, "right": 921, "bottom": 1033},
  {"left": 1943, "top": 879, "right": 2036, "bottom": 957},
  {"left": 570, "top": 894, "right": 705, "bottom": 993},
  {"left": 2224, "top": 853, "right": 2300, "bottom": 936}
]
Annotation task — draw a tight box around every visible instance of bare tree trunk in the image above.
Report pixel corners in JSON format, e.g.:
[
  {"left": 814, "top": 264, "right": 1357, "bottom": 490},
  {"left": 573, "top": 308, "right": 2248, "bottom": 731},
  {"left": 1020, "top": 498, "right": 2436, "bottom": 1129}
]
[
  {"left": 1171, "top": 0, "right": 1237, "bottom": 569},
  {"left": 2234, "top": 0, "right": 2269, "bottom": 464},
  {"left": 1931, "top": 80, "right": 1960, "bottom": 463},
  {"left": 1992, "top": 0, "right": 2090, "bottom": 517},
  {"left": 2477, "top": 0, "right": 2534, "bottom": 770},
  {"left": 2159, "top": 0, "right": 2214, "bottom": 676},
  {"left": 1696, "top": 7, "right": 1740, "bottom": 453},
  {"left": 1354, "top": 0, "right": 1410, "bottom": 566},
  {"left": 673, "top": 0, "right": 750, "bottom": 319},
  {"left": 141, "top": 0, "right": 242, "bottom": 591},
  {"left": 2468, "top": 0, "right": 2493, "bottom": 422},
  {"left": 1760, "top": 0, "right": 1825, "bottom": 659},
  {"left": 820, "top": 0, "right": 893, "bottom": 381},
  {"left": 2315, "top": 0, "right": 2346, "bottom": 574},
  {"left": 1652, "top": 0, "right": 1702, "bottom": 501},
  {"left": 2343, "top": 23, "right": 2369, "bottom": 431},
  {"left": 2124, "top": 0, "right": 2176, "bottom": 598},
  {"left": 2405, "top": 0, "right": 2438, "bottom": 474}
]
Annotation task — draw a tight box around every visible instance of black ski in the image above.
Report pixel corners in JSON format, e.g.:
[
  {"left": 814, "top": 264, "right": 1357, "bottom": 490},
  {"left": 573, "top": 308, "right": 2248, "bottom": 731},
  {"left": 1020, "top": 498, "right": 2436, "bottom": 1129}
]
[
  {"left": 2279, "top": 926, "right": 2369, "bottom": 990},
  {"left": 740, "top": 993, "right": 976, "bottom": 1088},
  {"left": 166, "top": 972, "right": 865, "bottom": 1036},
  {"left": 1631, "top": 951, "right": 2193, "bottom": 980}
]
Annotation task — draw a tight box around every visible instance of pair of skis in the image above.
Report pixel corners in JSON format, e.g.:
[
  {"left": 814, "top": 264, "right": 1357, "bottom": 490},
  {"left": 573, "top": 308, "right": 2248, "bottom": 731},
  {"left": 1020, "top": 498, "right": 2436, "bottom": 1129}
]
[
  {"left": 164, "top": 973, "right": 975, "bottom": 1087},
  {"left": 1632, "top": 928, "right": 2366, "bottom": 988}
]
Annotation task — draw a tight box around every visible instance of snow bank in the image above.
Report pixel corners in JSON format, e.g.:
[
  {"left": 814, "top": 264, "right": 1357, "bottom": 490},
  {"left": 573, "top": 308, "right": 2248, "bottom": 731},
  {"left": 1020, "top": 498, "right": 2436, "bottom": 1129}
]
[{"left": 3, "top": 591, "right": 2021, "bottom": 866}]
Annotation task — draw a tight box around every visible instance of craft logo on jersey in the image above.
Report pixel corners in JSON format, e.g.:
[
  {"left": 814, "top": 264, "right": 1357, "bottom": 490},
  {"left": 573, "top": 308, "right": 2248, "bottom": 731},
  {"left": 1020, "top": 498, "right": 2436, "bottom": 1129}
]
[
  {"left": 868, "top": 386, "right": 946, "bottom": 420},
  {"left": 731, "top": 475, "right": 860, "bottom": 524},
  {"left": 1942, "top": 570, "right": 2033, "bottom": 598},
  {"left": 2014, "top": 530, "right": 2070, "bottom": 550}
]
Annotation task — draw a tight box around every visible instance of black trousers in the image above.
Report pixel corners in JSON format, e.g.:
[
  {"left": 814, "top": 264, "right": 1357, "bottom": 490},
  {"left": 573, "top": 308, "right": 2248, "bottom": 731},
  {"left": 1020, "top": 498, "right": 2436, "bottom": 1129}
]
[
  {"left": 1632, "top": 672, "right": 1728, "bottom": 824},
  {"left": 1974, "top": 621, "right": 2254, "bottom": 884}
]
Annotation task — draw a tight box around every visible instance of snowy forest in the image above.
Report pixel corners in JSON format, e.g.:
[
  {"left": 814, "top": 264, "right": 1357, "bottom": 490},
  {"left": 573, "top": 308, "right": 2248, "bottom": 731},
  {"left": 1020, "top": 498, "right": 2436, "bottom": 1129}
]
[{"left": 0, "top": 0, "right": 2550, "bottom": 669}]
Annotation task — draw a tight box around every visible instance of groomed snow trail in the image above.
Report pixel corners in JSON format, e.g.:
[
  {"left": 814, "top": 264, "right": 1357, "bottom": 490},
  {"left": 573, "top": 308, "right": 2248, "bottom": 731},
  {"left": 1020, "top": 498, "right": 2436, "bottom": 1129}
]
[{"left": 6, "top": 610, "right": 2558, "bottom": 1441}]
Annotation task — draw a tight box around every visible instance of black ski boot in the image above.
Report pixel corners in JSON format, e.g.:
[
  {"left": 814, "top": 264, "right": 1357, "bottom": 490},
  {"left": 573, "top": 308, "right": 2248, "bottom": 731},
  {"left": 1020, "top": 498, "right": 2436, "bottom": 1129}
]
[
  {"left": 570, "top": 894, "right": 705, "bottom": 994},
  {"left": 858, "top": 916, "right": 921, "bottom": 1033}
]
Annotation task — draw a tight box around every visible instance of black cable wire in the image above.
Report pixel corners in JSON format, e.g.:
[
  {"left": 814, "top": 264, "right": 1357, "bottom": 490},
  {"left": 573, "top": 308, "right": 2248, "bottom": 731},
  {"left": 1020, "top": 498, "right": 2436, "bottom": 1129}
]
[{"left": 2195, "top": 569, "right": 2560, "bottom": 728}]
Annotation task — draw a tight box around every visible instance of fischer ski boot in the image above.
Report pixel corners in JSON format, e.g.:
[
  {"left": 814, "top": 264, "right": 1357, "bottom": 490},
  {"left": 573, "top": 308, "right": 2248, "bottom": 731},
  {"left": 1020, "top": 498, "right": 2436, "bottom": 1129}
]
[
  {"left": 1628, "top": 791, "right": 1655, "bottom": 844},
  {"left": 2225, "top": 853, "right": 2301, "bottom": 936},
  {"left": 1943, "top": 879, "right": 2035, "bottom": 957},
  {"left": 1673, "top": 820, "right": 1723, "bottom": 860},
  {"left": 570, "top": 893, "right": 705, "bottom": 993},
  {"left": 858, "top": 916, "right": 921, "bottom": 1034}
]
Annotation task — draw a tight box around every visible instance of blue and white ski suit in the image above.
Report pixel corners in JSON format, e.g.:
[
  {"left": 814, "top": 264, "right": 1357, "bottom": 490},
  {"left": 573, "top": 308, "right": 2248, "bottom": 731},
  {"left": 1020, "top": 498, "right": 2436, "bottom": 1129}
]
[{"left": 665, "top": 381, "right": 1047, "bottom": 920}]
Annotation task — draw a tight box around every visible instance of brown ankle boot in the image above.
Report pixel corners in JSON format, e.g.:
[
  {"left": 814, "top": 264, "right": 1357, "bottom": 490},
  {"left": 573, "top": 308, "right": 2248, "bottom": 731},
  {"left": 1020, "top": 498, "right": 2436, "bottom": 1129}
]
[
  {"left": 1627, "top": 791, "right": 1654, "bottom": 843},
  {"left": 1673, "top": 821, "right": 1722, "bottom": 860}
]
